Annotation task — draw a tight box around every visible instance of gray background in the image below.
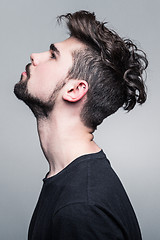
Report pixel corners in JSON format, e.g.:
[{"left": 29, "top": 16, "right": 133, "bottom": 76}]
[{"left": 0, "top": 0, "right": 159, "bottom": 239}]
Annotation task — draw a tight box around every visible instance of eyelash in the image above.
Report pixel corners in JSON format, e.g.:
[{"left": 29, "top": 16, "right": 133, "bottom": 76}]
[{"left": 50, "top": 51, "right": 56, "bottom": 59}]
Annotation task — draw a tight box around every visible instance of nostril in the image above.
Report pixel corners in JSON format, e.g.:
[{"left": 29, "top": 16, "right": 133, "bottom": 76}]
[
  {"left": 30, "top": 53, "right": 38, "bottom": 66},
  {"left": 30, "top": 54, "right": 34, "bottom": 62}
]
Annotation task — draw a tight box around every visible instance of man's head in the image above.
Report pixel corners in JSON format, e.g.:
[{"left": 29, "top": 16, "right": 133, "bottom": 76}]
[
  {"left": 14, "top": 10, "right": 148, "bottom": 130},
  {"left": 14, "top": 37, "right": 87, "bottom": 118}
]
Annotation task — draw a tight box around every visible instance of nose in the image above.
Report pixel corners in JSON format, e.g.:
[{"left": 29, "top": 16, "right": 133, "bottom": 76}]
[
  {"left": 30, "top": 51, "right": 49, "bottom": 66},
  {"left": 30, "top": 53, "right": 39, "bottom": 66}
]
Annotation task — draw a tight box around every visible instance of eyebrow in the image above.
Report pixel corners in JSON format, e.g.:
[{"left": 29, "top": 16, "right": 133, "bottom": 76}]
[{"left": 50, "top": 44, "right": 60, "bottom": 56}]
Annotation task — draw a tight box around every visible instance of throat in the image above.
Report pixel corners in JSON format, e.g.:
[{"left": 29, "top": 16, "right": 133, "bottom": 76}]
[{"left": 36, "top": 117, "right": 100, "bottom": 177}]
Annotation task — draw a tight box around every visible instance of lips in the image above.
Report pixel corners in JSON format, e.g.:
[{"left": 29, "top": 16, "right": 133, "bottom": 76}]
[
  {"left": 22, "top": 71, "right": 27, "bottom": 76},
  {"left": 20, "top": 63, "right": 31, "bottom": 82}
]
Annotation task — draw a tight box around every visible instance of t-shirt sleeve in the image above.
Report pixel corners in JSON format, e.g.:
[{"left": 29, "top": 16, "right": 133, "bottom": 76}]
[{"left": 52, "top": 203, "right": 126, "bottom": 240}]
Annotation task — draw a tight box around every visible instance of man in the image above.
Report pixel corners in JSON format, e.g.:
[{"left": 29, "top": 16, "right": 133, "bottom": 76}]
[{"left": 14, "top": 10, "right": 148, "bottom": 240}]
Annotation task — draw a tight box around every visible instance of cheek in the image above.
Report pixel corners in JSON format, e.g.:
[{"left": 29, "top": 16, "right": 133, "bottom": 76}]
[
  {"left": 28, "top": 67, "right": 61, "bottom": 100},
  {"left": 37, "top": 65, "right": 62, "bottom": 83}
]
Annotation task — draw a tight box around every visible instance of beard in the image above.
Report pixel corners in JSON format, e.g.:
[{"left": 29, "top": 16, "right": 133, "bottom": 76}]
[{"left": 14, "top": 73, "right": 65, "bottom": 119}]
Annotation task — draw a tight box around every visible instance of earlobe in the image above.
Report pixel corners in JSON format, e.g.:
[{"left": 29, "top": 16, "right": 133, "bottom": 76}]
[{"left": 63, "top": 80, "right": 88, "bottom": 102}]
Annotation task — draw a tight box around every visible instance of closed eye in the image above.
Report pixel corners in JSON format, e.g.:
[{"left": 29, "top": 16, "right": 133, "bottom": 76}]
[
  {"left": 50, "top": 51, "right": 56, "bottom": 59},
  {"left": 50, "top": 44, "right": 60, "bottom": 59}
]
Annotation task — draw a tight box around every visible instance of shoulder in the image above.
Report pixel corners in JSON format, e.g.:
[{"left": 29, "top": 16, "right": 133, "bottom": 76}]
[
  {"left": 53, "top": 150, "right": 129, "bottom": 215},
  {"left": 52, "top": 151, "right": 111, "bottom": 206},
  {"left": 52, "top": 203, "right": 127, "bottom": 239}
]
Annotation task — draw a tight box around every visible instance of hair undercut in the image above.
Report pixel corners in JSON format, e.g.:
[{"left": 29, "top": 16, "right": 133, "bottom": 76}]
[{"left": 58, "top": 10, "right": 148, "bottom": 130}]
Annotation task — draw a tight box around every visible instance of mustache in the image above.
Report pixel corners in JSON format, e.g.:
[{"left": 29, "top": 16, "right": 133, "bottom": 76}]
[{"left": 25, "top": 63, "right": 31, "bottom": 78}]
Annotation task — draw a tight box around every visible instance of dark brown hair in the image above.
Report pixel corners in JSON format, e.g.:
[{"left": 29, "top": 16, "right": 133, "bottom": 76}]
[{"left": 58, "top": 10, "right": 148, "bottom": 130}]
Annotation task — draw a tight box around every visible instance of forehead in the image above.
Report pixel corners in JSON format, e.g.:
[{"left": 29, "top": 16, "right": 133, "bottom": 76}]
[
  {"left": 54, "top": 37, "right": 85, "bottom": 57},
  {"left": 50, "top": 37, "right": 85, "bottom": 76}
]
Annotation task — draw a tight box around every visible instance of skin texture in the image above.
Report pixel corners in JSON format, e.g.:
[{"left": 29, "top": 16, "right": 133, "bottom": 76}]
[
  {"left": 27, "top": 38, "right": 77, "bottom": 101},
  {"left": 15, "top": 37, "right": 101, "bottom": 177}
]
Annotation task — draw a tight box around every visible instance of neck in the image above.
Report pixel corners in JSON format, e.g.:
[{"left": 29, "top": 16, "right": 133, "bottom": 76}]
[{"left": 37, "top": 114, "right": 100, "bottom": 178}]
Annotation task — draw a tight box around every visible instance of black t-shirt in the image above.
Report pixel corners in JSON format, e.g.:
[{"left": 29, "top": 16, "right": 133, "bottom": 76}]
[{"left": 28, "top": 150, "right": 142, "bottom": 240}]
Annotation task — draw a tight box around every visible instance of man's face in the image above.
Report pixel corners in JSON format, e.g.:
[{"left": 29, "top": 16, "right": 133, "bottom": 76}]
[{"left": 14, "top": 37, "right": 84, "bottom": 118}]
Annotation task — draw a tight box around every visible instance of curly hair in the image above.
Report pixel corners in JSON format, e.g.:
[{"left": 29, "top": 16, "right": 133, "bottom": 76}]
[{"left": 58, "top": 10, "right": 148, "bottom": 130}]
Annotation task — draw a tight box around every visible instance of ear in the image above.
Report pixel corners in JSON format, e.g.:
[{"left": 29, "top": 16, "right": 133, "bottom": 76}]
[{"left": 63, "top": 80, "right": 88, "bottom": 102}]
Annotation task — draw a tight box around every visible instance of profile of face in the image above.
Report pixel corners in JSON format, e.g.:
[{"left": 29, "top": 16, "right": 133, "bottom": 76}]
[{"left": 14, "top": 37, "right": 84, "bottom": 119}]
